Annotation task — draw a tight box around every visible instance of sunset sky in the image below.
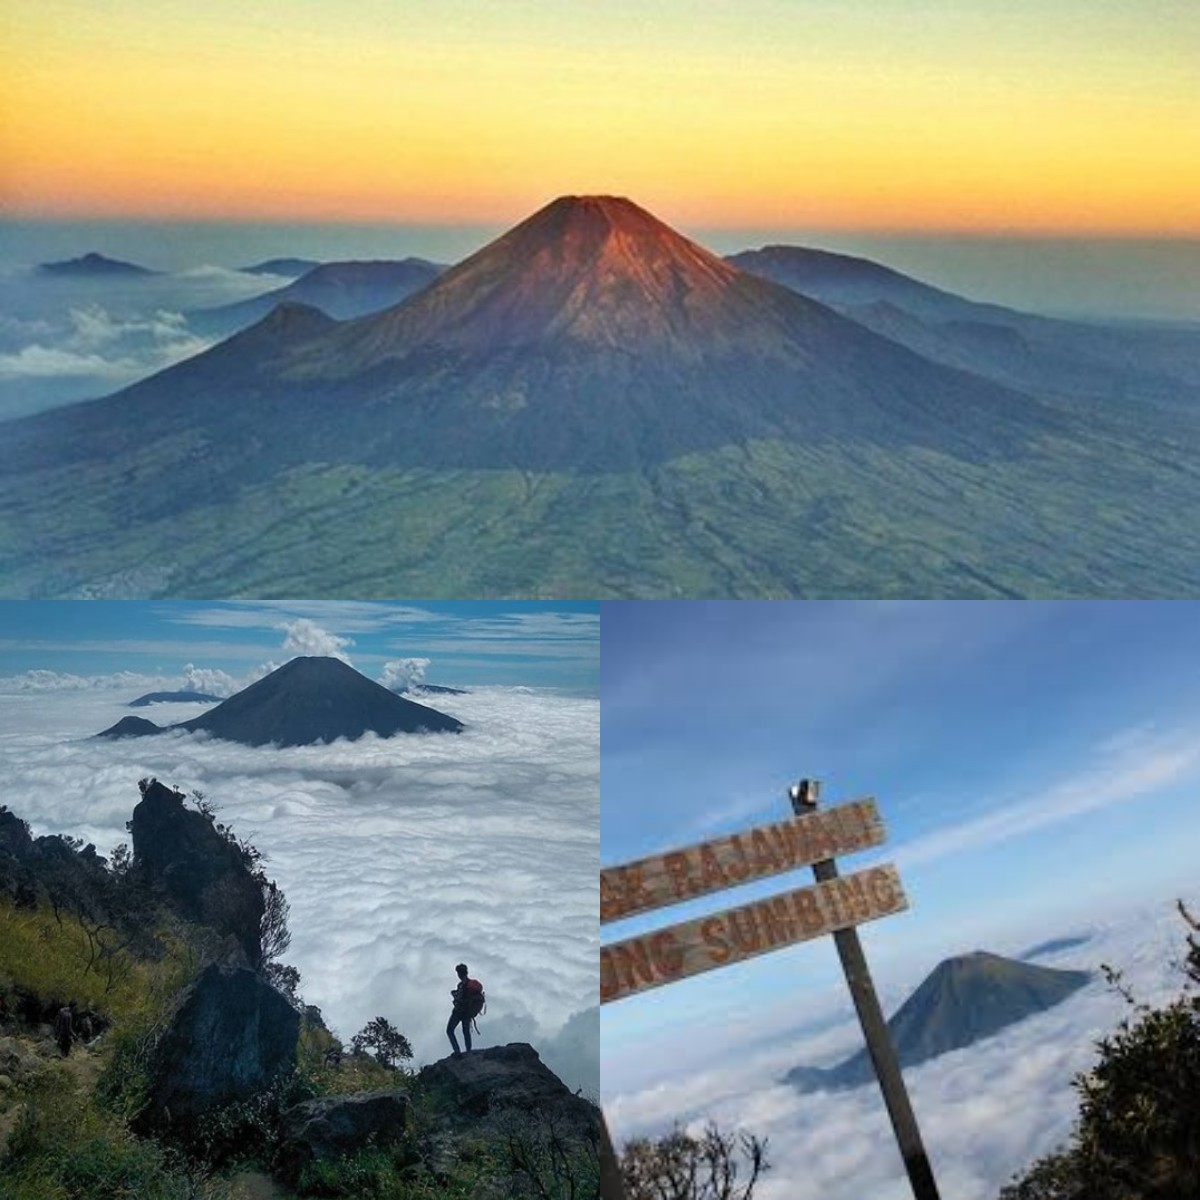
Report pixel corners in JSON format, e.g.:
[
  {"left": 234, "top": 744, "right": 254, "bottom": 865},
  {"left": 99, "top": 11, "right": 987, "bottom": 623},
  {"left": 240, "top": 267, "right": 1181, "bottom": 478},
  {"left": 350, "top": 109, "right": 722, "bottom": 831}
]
[{"left": 4, "top": 0, "right": 1197, "bottom": 232}]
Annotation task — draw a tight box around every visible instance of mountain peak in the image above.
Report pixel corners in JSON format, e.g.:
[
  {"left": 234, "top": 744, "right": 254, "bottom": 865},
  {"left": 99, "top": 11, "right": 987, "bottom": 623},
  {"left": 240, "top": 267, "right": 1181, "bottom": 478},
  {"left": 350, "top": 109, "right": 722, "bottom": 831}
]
[
  {"left": 785, "top": 950, "right": 1091, "bottom": 1093},
  {"left": 317, "top": 194, "right": 750, "bottom": 361}
]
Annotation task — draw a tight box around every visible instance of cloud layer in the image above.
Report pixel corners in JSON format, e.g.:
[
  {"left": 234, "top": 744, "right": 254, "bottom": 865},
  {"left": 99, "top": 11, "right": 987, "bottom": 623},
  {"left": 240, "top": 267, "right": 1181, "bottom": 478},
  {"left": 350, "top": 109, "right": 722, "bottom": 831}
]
[
  {"left": 605, "top": 900, "right": 1192, "bottom": 1198},
  {"left": 0, "top": 681, "right": 599, "bottom": 1094}
]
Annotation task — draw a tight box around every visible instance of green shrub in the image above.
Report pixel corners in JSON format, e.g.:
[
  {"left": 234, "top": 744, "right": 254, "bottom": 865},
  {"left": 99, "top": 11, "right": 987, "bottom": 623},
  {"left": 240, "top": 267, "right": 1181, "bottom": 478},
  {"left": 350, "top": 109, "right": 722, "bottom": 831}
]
[
  {"left": 0, "top": 1069, "right": 214, "bottom": 1200},
  {"left": 1002, "top": 909, "right": 1200, "bottom": 1200}
]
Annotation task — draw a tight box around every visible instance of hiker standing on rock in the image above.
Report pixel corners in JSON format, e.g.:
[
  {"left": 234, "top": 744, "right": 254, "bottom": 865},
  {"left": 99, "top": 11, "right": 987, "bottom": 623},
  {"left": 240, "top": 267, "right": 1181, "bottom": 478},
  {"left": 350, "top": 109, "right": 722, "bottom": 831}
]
[
  {"left": 54, "top": 1001, "right": 75, "bottom": 1058},
  {"left": 446, "top": 962, "right": 485, "bottom": 1056}
]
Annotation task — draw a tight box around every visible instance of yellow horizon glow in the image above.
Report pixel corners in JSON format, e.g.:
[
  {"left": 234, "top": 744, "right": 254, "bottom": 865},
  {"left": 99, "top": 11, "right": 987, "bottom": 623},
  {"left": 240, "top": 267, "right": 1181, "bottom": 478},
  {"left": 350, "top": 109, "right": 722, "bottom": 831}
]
[{"left": 3, "top": 2, "right": 1198, "bottom": 233}]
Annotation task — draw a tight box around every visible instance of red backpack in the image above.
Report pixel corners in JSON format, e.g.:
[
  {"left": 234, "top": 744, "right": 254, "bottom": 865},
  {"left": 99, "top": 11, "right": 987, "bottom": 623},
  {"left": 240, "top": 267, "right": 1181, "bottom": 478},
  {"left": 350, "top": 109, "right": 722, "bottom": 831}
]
[{"left": 463, "top": 978, "right": 486, "bottom": 1021}]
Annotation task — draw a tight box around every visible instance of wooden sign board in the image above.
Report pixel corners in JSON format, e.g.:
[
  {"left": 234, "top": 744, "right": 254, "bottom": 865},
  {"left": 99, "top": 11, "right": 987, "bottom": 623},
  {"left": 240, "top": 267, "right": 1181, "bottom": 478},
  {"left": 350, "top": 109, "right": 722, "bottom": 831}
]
[
  {"left": 601, "top": 798, "right": 884, "bottom": 925},
  {"left": 601, "top": 863, "right": 907, "bottom": 1004}
]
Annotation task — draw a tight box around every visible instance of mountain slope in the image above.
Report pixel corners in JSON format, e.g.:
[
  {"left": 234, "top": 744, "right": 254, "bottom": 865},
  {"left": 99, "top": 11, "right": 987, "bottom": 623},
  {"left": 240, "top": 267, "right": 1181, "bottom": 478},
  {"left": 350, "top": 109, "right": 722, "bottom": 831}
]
[
  {"left": 2, "top": 197, "right": 1200, "bottom": 597},
  {"left": 729, "top": 245, "right": 1200, "bottom": 408},
  {"left": 1, "top": 195, "right": 1060, "bottom": 485},
  {"left": 785, "top": 951, "right": 1091, "bottom": 1092}
]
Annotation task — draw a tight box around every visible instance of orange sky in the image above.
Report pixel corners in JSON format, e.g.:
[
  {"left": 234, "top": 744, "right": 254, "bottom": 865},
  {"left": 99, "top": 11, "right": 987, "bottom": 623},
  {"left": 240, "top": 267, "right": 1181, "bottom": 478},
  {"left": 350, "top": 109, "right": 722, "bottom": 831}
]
[{"left": 3, "top": 1, "right": 1198, "bottom": 232}]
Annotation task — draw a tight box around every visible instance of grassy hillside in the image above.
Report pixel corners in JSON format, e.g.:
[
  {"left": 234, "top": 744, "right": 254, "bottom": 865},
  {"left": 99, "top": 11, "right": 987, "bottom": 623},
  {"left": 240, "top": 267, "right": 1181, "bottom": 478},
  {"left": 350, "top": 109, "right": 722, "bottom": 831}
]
[{"left": 2, "top": 403, "right": 1199, "bottom": 597}]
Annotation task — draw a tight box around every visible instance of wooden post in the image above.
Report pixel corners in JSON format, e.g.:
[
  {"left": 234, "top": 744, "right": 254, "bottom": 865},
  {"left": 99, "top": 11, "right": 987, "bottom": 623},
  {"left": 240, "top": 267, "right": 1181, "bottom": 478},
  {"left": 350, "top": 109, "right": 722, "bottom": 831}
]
[
  {"left": 600, "top": 1111, "right": 628, "bottom": 1200},
  {"left": 794, "top": 779, "right": 941, "bottom": 1200}
]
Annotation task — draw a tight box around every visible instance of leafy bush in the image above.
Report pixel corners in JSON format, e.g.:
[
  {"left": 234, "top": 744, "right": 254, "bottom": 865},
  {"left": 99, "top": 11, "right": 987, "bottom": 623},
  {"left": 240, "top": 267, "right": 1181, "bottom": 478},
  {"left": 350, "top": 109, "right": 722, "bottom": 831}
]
[{"left": 1001, "top": 905, "right": 1200, "bottom": 1199}]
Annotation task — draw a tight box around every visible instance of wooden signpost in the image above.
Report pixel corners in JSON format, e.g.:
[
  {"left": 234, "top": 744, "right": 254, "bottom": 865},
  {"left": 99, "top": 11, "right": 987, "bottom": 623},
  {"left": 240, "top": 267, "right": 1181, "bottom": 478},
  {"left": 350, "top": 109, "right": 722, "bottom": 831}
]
[{"left": 599, "top": 780, "right": 940, "bottom": 1200}]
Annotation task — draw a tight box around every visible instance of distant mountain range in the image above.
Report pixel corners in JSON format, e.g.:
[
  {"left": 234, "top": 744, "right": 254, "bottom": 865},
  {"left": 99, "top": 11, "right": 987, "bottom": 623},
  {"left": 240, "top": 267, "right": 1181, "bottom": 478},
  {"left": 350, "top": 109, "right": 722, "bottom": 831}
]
[
  {"left": 189, "top": 258, "right": 444, "bottom": 337},
  {"left": 128, "top": 690, "right": 223, "bottom": 707},
  {"left": 239, "top": 258, "right": 323, "bottom": 278},
  {"left": 392, "top": 682, "right": 468, "bottom": 696},
  {"left": 37, "top": 252, "right": 157, "bottom": 278},
  {"left": 98, "top": 656, "right": 463, "bottom": 745},
  {"left": 3, "top": 195, "right": 1200, "bottom": 598},
  {"left": 784, "top": 950, "right": 1091, "bottom": 1093},
  {"left": 729, "top": 246, "right": 1200, "bottom": 410}
]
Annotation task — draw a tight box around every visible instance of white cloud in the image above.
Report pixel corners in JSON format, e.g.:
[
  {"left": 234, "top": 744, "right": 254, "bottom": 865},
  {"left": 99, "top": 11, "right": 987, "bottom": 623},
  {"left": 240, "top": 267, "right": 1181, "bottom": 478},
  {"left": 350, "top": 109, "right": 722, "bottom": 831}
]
[
  {"left": 606, "top": 899, "right": 1193, "bottom": 1200},
  {"left": 0, "top": 304, "right": 211, "bottom": 382},
  {"left": 379, "top": 658, "right": 430, "bottom": 691},
  {"left": 179, "top": 663, "right": 253, "bottom": 698},
  {"left": 164, "top": 602, "right": 444, "bottom": 634},
  {"left": 894, "top": 727, "right": 1200, "bottom": 871},
  {"left": 0, "top": 684, "right": 599, "bottom": 1094},
  {"left": 279, "top": 618, "right": 354, "bottom": 662},
  {"left": 0, "top": 668, "right": 166, "bottom": 692}
]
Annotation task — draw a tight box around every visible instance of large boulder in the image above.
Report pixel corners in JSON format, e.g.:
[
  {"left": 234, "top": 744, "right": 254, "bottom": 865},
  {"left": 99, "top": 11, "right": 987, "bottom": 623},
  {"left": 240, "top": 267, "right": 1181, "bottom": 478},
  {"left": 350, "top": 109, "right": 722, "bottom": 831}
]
[
  {"left": 277, "top": 1090, "right": 411, "bottom": 1183},
  {"left": 0, "top": 1036, "right": 42, "bottom": 1083},
  {"left": 137, "top": 963, "right": 299, "bottom": 1131},
  {"left": 417, "top": 1043, "right": 598, "bottom": 1135},
  {"left": 130, "top": 780, "right": 265, "bottom": 964}
]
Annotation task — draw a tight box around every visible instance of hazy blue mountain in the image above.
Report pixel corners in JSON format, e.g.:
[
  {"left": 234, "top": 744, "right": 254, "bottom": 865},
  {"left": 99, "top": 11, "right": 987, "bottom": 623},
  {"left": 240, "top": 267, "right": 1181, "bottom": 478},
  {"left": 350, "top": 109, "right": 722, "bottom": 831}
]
[
  {"left": 37, "top": 252, "right": 158, "bottom": 278},
  {"left": 189, "top": 258, "right": 444, "bottom": 336},
  {"left": 729, "top": 245, "right": 1200, "bottom": 409},
  {"left": 784, "top": 951, "right": 1092, "bottom": 1093},
  {"left": 392, "top": 683, "right": 468, "bottom": 696},
  {"left": 128, "top": 690, "right": 223, "bottom": 707},
  {"left": 1020, "top": 935, "right": 1092, "bottom": 960},
  {"left": 97, "top": 715, "right": 164, "bottom": 739},
  {"left": 239, "top": 258, "right": 322, "bottom": 278}
]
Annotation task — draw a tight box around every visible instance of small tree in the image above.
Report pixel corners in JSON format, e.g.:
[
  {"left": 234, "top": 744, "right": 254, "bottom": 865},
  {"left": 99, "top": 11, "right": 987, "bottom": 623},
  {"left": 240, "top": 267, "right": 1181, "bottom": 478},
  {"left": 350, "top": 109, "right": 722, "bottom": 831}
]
[
  {"left": 266, "top": 962, "right": 303, "bottom": 1010},
  {"left": 350, "top": 1017, "right": 413, "bottom": 1069},
  {"left": 259, "top": 880, "right": 291, "bottom": 965},
  {"left": 621, "top": 1123, "right": 768, "bottom": 1200}
]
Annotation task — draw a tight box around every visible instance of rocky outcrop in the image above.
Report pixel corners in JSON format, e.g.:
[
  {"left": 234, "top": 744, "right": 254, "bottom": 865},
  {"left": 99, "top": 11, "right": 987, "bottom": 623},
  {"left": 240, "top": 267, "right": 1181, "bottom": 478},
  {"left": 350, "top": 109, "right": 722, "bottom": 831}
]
[
  {"left": 0, "top": 1036, "right": 42, "bottom": 1086},
  {"left": 0, "top": 807, "right": 33, "bottom": 861},
  {"left": 277, "top": 1090, "right": 411, "bottom": 1183},
  {"left": 130, "top": 780, "right": 265, "bottom": 964},
  {"left": 418, "top": 1043, "right": 598, "bottom": 1135},
  {"left": 137, "top": 963, "right": 298, "bottom": 1131}
]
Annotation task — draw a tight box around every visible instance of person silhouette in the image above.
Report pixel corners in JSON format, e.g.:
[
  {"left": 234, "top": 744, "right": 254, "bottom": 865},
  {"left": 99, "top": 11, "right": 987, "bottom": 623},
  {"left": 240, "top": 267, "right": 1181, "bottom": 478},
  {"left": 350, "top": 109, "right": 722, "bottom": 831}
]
[
  {"left": 446, "top": 962, "right": 473, "bottom": 1056},
  {"left": 54, "top": 1001, "right": 75, "bottom": 1058}
]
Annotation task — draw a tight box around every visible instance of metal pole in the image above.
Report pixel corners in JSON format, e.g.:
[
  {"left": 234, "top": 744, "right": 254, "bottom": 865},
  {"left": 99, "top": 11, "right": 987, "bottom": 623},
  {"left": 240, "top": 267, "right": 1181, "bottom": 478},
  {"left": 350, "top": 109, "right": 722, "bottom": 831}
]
[
  {"left": 600, "top": 1111, "right": 629, "bottom": 1200},
  {"left": 793, "top": 780, "right": 941, "bottom": 1200}
]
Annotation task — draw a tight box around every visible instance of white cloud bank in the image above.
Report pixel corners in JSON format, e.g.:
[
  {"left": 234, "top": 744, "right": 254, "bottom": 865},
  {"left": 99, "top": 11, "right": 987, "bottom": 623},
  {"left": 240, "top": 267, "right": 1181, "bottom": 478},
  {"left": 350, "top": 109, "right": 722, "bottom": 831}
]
[
  {"left": 606, "top": 900, "right": 1192, "bottom": 1199},
  {"left": 0, "top": 683, "right": 599, "bottom": 1094}
]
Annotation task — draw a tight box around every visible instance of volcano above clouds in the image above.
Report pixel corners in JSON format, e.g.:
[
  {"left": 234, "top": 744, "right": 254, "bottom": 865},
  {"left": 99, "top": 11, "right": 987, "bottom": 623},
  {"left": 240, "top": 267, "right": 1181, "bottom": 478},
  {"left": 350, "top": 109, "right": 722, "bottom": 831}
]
[
  {"left": 3, "top": 195, "right": 1199, "bottom": 599},
  {"left": 785, "top": 950, "right": 1091, "bottom": 1093},
  {"left": 3, "top": 195, "right": 1054, "bottom": 483},
  {"left": 98, "top": 658, "right": 463, "bottom": 746}
]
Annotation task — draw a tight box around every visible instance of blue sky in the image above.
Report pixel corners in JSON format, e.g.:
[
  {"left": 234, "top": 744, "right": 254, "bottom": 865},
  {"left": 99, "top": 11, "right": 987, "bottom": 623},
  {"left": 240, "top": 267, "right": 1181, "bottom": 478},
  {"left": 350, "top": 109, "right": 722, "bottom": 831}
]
[
  {"left": 0, "top": 600, "right": 599, "bottom": 693},
  {"left": 601, "top": 601, "right": 1200, "bottom": 1087}
]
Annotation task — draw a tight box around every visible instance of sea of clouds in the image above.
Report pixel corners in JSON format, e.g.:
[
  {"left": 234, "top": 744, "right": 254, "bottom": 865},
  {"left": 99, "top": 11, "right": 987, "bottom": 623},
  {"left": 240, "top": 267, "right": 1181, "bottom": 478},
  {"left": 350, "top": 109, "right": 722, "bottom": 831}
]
[
  {"left": 0, "top": 663, "right": 599, "bottom": 1095},
  {"left": 605, "top": 898, "right": 1194, "bottom": 1198},
  {"left": 0, "top": 264, "right": 280, "bottom": 419}
]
